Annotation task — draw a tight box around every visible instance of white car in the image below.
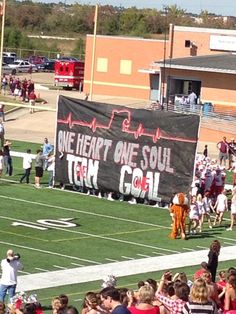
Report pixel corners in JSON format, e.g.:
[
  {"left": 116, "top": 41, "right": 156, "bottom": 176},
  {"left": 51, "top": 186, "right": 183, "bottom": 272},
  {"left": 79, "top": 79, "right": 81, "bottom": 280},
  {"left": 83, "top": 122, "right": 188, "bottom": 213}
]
[{"left": 8, "top": 60, "right": 38, "bottom": 74}]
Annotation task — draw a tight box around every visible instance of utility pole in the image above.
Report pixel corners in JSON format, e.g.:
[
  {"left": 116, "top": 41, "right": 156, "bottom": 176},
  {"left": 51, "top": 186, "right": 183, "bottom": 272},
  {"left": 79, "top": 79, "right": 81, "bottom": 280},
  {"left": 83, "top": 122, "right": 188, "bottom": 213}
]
[{"left": 0, "top": 0, "right": 6, "bottom": 93}]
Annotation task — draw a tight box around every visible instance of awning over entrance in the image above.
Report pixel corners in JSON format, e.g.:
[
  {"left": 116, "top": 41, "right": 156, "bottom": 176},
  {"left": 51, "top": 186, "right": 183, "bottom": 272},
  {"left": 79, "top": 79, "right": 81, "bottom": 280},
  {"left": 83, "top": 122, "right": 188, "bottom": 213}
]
[
  {"left": 152, "top": 53, "right": 236, "bottom": 74},
  {"left": 138, "top": 68, "right": 160, "bottom": 74}
]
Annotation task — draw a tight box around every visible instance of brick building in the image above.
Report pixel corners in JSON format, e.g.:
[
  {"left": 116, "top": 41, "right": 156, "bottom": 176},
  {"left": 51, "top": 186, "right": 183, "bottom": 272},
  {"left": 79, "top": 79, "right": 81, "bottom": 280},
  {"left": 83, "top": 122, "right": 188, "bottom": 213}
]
[{"left": 84, "top": 25, "right": 236, "bottom": 107}]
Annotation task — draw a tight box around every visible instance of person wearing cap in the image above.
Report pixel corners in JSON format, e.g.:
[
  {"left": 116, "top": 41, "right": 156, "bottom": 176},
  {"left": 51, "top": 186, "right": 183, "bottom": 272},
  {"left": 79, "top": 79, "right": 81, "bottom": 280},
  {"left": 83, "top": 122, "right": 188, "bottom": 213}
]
[
  {"left": 0, "top": 249, "right": 23, "bottom": 303},
  {"left": 228, "top": 138, "right": 236, "bottom": 170}
]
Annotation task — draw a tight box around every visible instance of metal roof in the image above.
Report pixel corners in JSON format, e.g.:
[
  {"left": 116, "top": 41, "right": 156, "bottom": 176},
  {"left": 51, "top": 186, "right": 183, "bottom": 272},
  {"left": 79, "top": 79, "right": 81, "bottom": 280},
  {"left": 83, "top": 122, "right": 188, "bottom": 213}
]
[{"left": 153, "top": 53, "right": 236, "bottom": 74}]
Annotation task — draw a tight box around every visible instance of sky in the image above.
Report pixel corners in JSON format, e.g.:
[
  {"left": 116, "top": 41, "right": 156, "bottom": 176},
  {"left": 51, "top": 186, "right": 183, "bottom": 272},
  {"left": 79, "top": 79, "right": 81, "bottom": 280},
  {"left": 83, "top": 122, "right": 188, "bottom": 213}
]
[{"left": 63, "top": 0, "right": 235, "bottom": 16}]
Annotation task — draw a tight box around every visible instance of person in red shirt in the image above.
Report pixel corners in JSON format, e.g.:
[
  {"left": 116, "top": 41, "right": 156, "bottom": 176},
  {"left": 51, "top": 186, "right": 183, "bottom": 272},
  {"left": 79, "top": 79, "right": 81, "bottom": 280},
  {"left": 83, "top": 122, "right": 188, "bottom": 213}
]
[
  {"left": 217, "top": 137, "right": 229, "bottom": 166},
  {"left": 194, "top": 262, "right": 208, "bottom": 280},
  {"left": 29, "top": 90, "right": 37, "bottom": 114}
]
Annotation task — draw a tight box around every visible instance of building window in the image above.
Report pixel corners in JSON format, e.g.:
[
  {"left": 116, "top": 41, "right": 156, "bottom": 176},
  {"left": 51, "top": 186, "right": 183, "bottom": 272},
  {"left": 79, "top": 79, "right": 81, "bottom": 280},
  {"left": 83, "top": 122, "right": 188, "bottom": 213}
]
[
  {"left": 97, "top": 58, "right": 108, "bottom": 72},
  {"left": 120, "top": 60, "right": 132, "bottom": 75}
]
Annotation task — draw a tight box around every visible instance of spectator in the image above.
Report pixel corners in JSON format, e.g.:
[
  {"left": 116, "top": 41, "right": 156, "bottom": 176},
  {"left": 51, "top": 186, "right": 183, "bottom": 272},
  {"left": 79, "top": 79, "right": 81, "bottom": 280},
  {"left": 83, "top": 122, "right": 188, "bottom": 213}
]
[
  {"left": 226, "top": 186, "right": 236, "bottom": 231},
  {"left": 128, "top": 285, "right": 159, "bottom": 314},
  {"left": 42, "top": 138, "right": 53, "bottom": 170},
  {"left": 29, "top": 90, "right": 37, "bottom": 114},
  {"left": 203, "top": 144, "right": 208, "bottom": 158},
  {"left": 217, "top": 137, "right": 229, "bottom": 166},
  {"left": 20, "top": 149, "right": 33, "bottom": 184},
  {"left": 46, "top": 152, "right": 55, "bottom": 188},
  {"left": 155, "top": 271, "right": 189, "bottom": 314},
  {"left": 207, "top": 240, "right": 221, "bottom": 283},
  {"left": 194, "top": 262, "right": 208, "bottom": 280},
  {"left": 0, "top": 119, "right": 5, "bottom": 148},
  {"left": 0, "top": 103, "right": 5, "bottom": 122},
  {"left": 182, "top": 278, "right": 216, "bottom": 313},
  {"left": 188, "top": 91, "right": 197, "bottom": 112},
  {"left": 228, "top": 138, "right": 236, "bottom": 170},
  {"left": 81, "top": 292, "right": 106, "bottom": 314},
  {"left": 1, "top": 75, "right": 8, "bottom": 96},
  {"left": 66, "top": 306, "right": 78, "bottom": 314},
  {"left": 34, "top": 149, "right": 44, "bottom": 188},
  {"left": 51, "top": 297, "right": 61, "bottom": 314},
  {"left": 100, "top": 287, "right": 131, "bottom": 314},
  {"left": 0, "top": 150, "right": 3, "bottom": 178},
  {"left": 3, "top": 139, "right": 13, "bottom": 176},
  {"left": 224, "top": 271, "right": 236, "bottom": 312},
  {"left": 0, "top": 249, "right": 23, "bottom": 303},
  {"left": 58, "top": 294, "right": 69, "bottom": 314}
]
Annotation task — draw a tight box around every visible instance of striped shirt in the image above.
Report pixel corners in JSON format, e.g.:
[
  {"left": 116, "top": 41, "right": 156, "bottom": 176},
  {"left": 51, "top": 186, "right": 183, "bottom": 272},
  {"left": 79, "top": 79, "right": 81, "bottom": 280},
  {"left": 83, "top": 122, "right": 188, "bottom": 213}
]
[{"left": 182, "top": 301, "right": 216, "bottom": 314}]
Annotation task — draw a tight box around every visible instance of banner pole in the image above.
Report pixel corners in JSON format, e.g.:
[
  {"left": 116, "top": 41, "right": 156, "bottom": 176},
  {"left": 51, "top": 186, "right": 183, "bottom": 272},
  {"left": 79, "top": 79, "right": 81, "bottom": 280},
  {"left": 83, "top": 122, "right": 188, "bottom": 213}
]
[
  {"left": 89, "top": 4, "right": 98, "bottom": 102},
  {"left": 0, "top": 0, "right": 6, "bottom": 93}
]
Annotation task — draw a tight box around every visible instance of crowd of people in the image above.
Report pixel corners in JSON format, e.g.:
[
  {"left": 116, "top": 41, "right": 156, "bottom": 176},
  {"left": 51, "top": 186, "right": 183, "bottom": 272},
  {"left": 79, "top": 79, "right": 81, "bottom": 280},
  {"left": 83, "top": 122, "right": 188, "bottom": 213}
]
[
  {"left": 1, "top": 75, "right": 38, "bottom": 114},
  {"left": 1, "top": 240, "right": 236, "bottom": 314}
]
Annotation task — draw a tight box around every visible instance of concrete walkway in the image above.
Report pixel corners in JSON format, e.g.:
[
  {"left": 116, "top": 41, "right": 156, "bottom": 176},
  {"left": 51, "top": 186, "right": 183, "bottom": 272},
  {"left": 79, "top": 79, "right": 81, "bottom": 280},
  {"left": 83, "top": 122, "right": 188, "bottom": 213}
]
[{"left": 17, "top": 245, "right": 236, "bottom": 292}]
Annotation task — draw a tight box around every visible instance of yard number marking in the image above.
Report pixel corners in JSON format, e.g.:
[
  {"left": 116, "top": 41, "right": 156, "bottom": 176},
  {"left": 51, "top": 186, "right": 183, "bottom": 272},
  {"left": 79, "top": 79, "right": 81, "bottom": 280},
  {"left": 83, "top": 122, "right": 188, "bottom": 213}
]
[{"left": 12, "top": 218, "right": 77, "bottom": 230}]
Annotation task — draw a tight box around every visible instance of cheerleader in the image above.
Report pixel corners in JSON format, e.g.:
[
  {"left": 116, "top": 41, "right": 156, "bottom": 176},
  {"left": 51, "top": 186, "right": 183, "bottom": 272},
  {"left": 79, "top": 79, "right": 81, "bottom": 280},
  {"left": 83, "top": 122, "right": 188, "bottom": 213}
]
[
  {"left": 213, "top": 190, "right": 228, "bottom": 226},
  {"left": 201, "top": 191, "right": 213, "bottom": 229},
  {"left": 188, "top": 195, "right": 200, "bottom": 234},
  {"left": 226, "top": 187, "right": 236, "bottom": 231},
  {"left": 196, "top": 193, "right": 204, "bottom": 232}
]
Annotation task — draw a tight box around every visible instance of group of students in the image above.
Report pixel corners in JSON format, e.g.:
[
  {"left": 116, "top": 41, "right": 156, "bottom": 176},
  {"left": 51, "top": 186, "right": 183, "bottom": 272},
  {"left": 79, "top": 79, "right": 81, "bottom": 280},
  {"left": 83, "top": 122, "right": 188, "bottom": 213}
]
[
  {"left": 17, "top": 242, "right": 232, "bottom": 314},
  {"left": 187, "top": 153, "right": 236, "bottom": 234}
]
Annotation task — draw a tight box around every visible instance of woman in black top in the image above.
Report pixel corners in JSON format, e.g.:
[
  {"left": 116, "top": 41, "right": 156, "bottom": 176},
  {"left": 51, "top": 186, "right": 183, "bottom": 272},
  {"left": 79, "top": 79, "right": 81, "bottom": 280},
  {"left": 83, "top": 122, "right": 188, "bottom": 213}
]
[
  {"left": 3, "top": 140, "right": 13, "bottom": 176},
  {"left": 207, "top": 240, "right": 221, "bottom": 282}
]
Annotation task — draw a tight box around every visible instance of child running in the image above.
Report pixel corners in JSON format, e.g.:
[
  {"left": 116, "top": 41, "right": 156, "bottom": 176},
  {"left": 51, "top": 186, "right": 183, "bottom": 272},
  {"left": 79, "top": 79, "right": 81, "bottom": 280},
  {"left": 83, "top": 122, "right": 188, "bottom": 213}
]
[{"left": 213, "top": 190, "right": 228, "bottom": 226}]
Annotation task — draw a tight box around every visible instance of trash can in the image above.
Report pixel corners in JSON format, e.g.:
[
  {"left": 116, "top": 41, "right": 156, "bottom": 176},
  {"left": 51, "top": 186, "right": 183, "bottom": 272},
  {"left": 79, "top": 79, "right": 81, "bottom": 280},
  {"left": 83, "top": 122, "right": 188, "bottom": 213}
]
[{"left": 203, "top": 102, "right": 213, "bottom": 116}]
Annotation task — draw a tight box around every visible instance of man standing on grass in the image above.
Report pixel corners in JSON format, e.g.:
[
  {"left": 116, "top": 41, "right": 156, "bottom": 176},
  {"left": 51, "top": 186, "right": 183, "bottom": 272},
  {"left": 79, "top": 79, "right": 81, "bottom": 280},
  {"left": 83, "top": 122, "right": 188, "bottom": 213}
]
[
  {"left": 20, "top": 149, "right": 33, "bottom": 184},
  {"left": 0, "top": 249, "right": 23, "bottom": 303}
]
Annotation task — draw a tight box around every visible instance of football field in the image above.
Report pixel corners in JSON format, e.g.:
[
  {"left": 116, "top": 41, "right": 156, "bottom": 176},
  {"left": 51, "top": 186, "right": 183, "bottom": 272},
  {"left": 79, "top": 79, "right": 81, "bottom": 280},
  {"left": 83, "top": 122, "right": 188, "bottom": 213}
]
[{"left": 0, "top": 141, "right": 235, "bottom": 310}]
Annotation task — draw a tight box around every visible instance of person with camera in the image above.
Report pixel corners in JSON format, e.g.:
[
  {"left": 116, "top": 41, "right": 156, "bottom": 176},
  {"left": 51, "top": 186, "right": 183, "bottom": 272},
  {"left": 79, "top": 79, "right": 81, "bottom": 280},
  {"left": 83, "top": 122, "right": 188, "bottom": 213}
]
[{"left": 0, "top": 249, "right": 23, "bottom": 303}]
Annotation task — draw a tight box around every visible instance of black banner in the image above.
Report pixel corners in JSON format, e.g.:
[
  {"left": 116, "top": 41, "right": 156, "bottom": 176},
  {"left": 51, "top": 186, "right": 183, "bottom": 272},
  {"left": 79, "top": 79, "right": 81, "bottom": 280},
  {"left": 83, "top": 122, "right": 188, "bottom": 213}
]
[{"left": 55, "top": 95, "right": 200, "bottom": 202}]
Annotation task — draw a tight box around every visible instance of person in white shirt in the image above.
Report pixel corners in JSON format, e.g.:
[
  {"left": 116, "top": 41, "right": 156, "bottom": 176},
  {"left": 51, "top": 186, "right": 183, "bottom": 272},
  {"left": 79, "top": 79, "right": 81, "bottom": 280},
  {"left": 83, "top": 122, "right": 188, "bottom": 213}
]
[
  {"left": 213, "top": 190, "right": 228, "bottom": 226},
  {"left": 20, "top": 149, "right": 33, "bottom": 184},
  {"left": 0, "top": 249, "right": 23, "bottom": 303}
]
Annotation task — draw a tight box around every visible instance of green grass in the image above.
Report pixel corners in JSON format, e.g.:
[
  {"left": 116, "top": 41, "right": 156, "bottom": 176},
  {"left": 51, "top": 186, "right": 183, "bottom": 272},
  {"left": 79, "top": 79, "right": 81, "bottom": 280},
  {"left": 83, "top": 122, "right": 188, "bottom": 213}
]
[{"left": 0, "top": 139, "right": 235, "bottom": 311}]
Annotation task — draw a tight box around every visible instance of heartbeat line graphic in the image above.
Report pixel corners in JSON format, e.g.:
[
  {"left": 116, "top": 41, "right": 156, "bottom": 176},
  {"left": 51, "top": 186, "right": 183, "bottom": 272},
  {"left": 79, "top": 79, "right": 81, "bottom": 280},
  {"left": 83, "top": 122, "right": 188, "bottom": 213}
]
[{"left": 57, "top": 109, "right": 197, "bottom": 144}]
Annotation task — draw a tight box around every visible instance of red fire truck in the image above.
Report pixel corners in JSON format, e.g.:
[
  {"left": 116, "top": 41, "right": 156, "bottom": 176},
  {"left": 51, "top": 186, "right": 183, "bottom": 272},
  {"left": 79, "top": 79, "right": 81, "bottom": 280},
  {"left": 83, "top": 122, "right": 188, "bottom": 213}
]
[{"left": 54, "top": 60, "right": 85, "bottom": 90}]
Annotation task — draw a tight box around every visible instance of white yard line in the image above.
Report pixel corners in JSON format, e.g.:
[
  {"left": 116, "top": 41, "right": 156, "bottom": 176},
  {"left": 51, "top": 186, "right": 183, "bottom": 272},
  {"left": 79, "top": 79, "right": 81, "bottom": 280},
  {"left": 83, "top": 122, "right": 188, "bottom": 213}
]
[
  {"left": 16, "top": 245, "right": 236, "bottom": 292},
  {"left": 0, "top": 195, "right": 170, "bottom": 229}
]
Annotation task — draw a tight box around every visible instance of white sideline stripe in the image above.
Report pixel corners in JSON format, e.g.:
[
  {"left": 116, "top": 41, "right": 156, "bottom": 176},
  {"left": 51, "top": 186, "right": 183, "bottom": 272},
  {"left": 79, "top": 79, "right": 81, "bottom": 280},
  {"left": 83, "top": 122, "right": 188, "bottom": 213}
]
[
  {"left": 16, "top": 245, "right": 236, "bottom": 292},
  {"left": 105, "top": 258, "right": 118, "bottom": 262},
  {"left": 196, "top": 246, "right": 208, "bottom": 249},
  {"left": 71, "top": 263, "right": 85, "bottom": 267},
  {"left": 18, "top": 270, "right": 31, "bottom": 275},
  {"left": 152, "top": 252, "right": 165, "bottom": 256},
  {"left": 121, "top": 256, "right": 134, "bottom": 260},
  {"left": 53, "top": 265, "right": 68, "bottom": 270},
  {"left": 35, "top": 268, "right": 49, "bottom": 272},
  {"left": 137, "top": 254, "right": 151, "bottom": 258},
  {"left": 182, "top": 248, "right": 196, "bottom": 251}
]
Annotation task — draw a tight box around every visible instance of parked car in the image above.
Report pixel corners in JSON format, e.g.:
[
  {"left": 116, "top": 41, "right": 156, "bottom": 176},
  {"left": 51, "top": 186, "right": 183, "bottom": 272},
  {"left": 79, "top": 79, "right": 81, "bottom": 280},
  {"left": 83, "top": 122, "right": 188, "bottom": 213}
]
[
  {"left": 41, "top": 59, "right": 55, "bottom": 72},
  {"left": 28, "top": 55, "right": 49, "bottom": 66},
  {"left": 3, "top": 56, "right": 16, "bottom": 64},
  {"left": 2, "top": 63, "right": 14, "bottom": 75},
  {"left": 8, "top": 60, "right": 38, "bottom": 74},
  {"left": 3, "top": 52, "right": 17, "bottom": 59}
]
